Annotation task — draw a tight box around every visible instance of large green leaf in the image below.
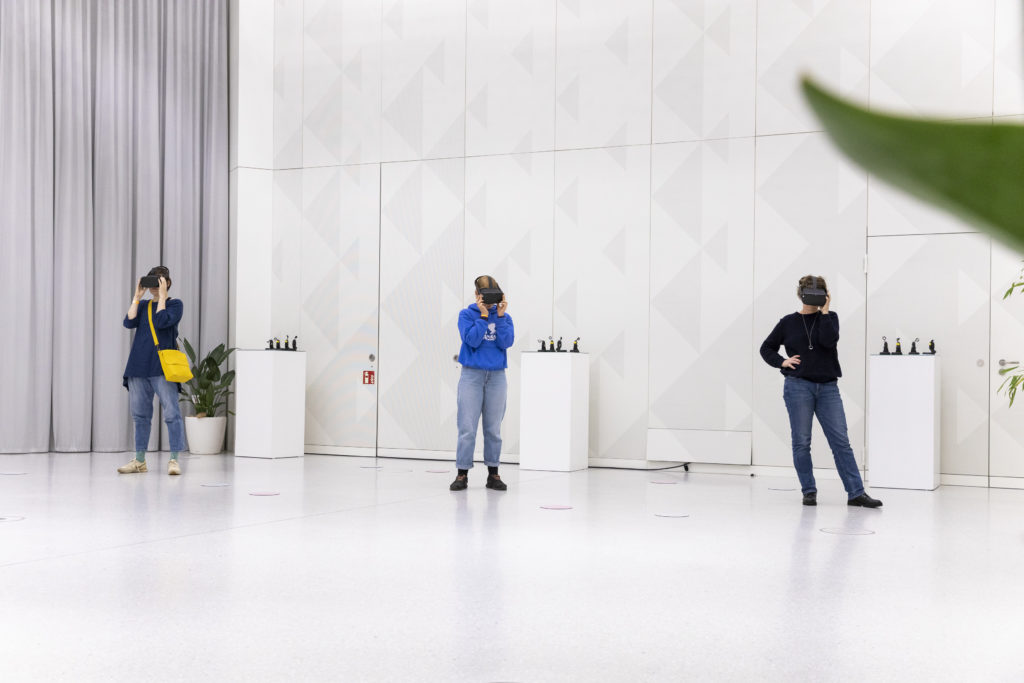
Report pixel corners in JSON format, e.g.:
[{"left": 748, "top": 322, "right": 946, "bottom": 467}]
[{"left": 802, "top": 78, "right": 1024, "bottom": 254}]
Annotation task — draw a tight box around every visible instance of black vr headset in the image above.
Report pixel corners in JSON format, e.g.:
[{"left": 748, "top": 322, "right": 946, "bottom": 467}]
[
  {"left": 479, "top": 287, "right": 504, "bottom": 306},
  {"left": 800, "top": 286, "right": 828, "bottom": 307}
]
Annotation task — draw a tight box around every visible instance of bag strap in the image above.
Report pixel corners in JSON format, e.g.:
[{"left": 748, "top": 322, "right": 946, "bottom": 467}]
[{"left": 147, "top": 300, "right": 161, "bottom": 349}]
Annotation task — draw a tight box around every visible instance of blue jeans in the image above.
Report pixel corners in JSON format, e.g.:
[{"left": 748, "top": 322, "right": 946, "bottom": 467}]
[
  {"left": 782, "top": 378, "right": 865, "bottom": 498},
  {"left": 456, "top": 368, "right": 507, "bottom": 470},
  {"left": 128, "top": 376, "right": 186, "bottom": 453}
]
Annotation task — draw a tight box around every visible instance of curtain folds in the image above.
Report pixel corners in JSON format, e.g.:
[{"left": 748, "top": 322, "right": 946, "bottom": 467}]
[{"left": 0, "top": 0, "right": 228, "bottom": 453}]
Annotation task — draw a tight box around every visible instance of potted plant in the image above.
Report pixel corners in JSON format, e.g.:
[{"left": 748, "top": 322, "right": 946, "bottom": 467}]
[{"left": 180, "top": 340, "right": 235, "bottom": 454}]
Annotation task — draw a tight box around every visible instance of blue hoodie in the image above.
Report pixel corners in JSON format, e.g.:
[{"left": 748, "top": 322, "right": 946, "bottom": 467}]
[{"left": 457, "top": 303, "right": 514, "bottom": 370}]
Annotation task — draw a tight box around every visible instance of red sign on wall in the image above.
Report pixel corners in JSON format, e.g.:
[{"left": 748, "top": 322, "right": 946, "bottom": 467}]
[{"left": 362, "top": 370, "right": 375, "bottom": 385}]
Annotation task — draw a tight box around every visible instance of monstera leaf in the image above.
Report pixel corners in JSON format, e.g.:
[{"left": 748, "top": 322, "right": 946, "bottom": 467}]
[{"left": 802, "top": 77, "right": 1024, "bottom": 254}]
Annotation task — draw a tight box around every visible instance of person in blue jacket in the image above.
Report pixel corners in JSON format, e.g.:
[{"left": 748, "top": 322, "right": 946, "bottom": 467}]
[
  {"left": 450, "top": 275, "right": 515, "bottom": 491},
  {"left": 118, "top": 266, "right": 186, "bottom": 476}
]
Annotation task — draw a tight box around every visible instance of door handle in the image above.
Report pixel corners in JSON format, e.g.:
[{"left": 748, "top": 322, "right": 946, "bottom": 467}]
[{"left": 999, "top": 359, "right": 1019, "bottom": 367}]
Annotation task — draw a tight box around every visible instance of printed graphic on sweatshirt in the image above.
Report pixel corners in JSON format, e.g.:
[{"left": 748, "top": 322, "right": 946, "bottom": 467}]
[{"left": 484, "top": 322, "right": 497, "bottom": 342}]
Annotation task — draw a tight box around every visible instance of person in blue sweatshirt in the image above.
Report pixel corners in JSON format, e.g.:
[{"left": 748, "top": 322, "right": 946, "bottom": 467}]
[
  {"left": 760, "top": 275, "right": 881, "bottom": 508},
  {"left": 118, "top": 266, "right": 186, "bottom": 476},
  {"left": 450, "top": 275, "right": 515, "bottom": 491}
]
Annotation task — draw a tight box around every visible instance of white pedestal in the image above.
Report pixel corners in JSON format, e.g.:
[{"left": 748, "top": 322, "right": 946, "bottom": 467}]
[
  {"left": 234, "top": 350, "right": 306, "bottom": 459},
  {"left": 519, "top": 352, "right": 590, "bottom": 472},
  {"left": 867, "top": 355, "right": 941, "bottom": 490}
]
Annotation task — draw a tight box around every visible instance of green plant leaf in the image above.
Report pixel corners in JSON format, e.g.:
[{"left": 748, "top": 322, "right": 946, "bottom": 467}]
[
  {"left": 183, "top": 338, "right": 197, "bottom": 364},
  {"left": 802, "top": 78, "right": 1024, "bottom": 254}
]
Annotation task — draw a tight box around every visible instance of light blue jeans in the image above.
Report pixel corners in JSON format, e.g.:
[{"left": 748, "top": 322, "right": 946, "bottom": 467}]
[
  {"left": 783, "top": 377, "right": 865, "bottom": 499},
  {"left": 128, "top": 375, "right": 186, "bottom": 453},
  {"left": 456, "top": 367, "right": 507, "bottom": 470}
]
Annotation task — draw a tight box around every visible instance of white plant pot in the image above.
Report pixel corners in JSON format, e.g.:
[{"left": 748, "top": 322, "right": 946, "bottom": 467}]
[{"left": 184, "top": 416, "right": 227, "bottom": 455}]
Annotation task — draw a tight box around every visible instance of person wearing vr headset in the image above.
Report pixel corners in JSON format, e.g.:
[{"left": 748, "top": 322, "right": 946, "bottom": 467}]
[
  {"left": 450, "top": 275, "right": 515, "bottom": 491},
  {"left": 118, "top": 266, "right": 186, "bottom": 476},
  {"left": 760, "top": 275, "right": 882, "bottom": 508}
]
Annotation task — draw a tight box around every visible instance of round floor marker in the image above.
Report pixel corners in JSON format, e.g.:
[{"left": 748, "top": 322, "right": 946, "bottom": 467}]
[
  {"left": 0, "top": 472, "right": 28, "bottom": 476},
  {"left": 820, "top": 527, "right": 875, "bottom": 536},
  {"left": 649, "top": 480, "right": 677, "bottom": 485},
  {"left": 654, "top": 513, "right": 690, "bottom": 518},
  {"left": 201, "top": 483, "right": 230, "bottom": 488},
  {"left": 0, "top": 515, "right": 26, "bottom": 523},
  {"left": 426, "top": 469, "right": 450, "bottom": 473},
  {"left": 768, "top": 487, "right": 798, "bottom": 491},
  {"left": 249, "top": 491, "right": 280, "bottom": 496},
  {"left": 540, "top": 505, "right": 572, "bottom": 510}
]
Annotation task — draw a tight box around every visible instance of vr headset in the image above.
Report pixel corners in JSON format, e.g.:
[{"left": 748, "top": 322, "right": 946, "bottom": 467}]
[
  {"left": 140, "top": 275, "right": 161, "bottom": 288},
  {"left": 479, "top": 287, "right": 504, "bottom": 306},
  {"left": 800, "top": 286, "right": 828, "bottom": 307}
]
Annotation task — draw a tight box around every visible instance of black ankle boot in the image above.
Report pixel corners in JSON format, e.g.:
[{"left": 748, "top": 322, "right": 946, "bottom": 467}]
[
  {"left": 848, "top": 493, "right": 883, "bottom": 508},
  {"left": 486, "top": 473, "right": 507, "bottom": 491},
  {"left": 449, "top": 474, "right": 468, "bottom": 491},
  {"left": 802, "top": 492, "right": 817, "bottom": 506}
]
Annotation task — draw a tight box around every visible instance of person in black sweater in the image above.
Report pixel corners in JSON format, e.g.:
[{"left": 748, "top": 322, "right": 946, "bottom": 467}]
[{"left": 760, "top": 275, "right": 882, "bottom": 508}]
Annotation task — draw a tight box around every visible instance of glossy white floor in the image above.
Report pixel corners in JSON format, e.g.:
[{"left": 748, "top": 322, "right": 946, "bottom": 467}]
[{"left": 1, "top": 453, "right": 1022, "bottom": 682}]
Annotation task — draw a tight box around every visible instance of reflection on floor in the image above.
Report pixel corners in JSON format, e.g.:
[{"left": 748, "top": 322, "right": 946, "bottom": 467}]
[{"left": 1, "top": 452, "right": 1022, "bottom": 681}]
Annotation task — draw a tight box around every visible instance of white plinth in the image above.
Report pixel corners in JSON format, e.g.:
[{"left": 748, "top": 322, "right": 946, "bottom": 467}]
[
  {"left": 234, "top": 350, "right": 306, "bottom": 459},
  {"left": 867, "top": 355, "right": 941, "bottom": 490},
  {"left": 519, "top": 352, "right": 590, "bottom": 472}
]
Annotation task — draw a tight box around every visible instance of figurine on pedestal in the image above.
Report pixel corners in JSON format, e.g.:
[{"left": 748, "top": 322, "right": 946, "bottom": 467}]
[
  {"left": 556, "top": 337, "right": 564, "bottom": 352},
  {"left": 880, "top": 336, "right": 890, "bottom": 355},
  {"left": 571, "top": 337, "right": 581, "bottom": 353},
  {"left": 538, "top": 339, "right": 547, "bottom": 352},
  {"left": 894, "top": 338, "right": 902, "bottom": 355},
  {"left": 267, "top": 338, "right": 274, "bottom": 350},
  {"left": 274, "top": 337, "right": 281, "bottom": 350},
  {"left": 909, "top": 338, "right": 920, "bottom": 355},
  {"left": 927, "top": 339, "right": 937, "bottom": 355},
  {"left": 291, "top": 336, "right": 298, "bottom": 351}
]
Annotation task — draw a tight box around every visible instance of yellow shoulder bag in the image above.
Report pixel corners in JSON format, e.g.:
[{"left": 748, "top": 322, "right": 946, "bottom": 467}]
[{"left": 148, "top": 300, "right": 194, "bottom": 383}]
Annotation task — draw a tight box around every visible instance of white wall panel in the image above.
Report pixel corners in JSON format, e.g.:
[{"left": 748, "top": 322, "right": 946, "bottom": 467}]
[
  {"left": 652, "top": 0, "right": 756, "bottom": 143},
  {"left": 553, "top": 146, "right": 650, "bottom": 460},
  {"left": 378, "top": 159, "right": 465, "bottom": 451},
  {"left": 555, "top": 0, "right": 652, "bottom": 150},
  {"left": 990, "top": 241, "right": 1024, "bottom": 479},
  {"left": 867, "top": 176, "right": 977, "bottom": 237},
  {"left": 235, "top": 0, "right": 275, "bottom": 169},
  {"left": 272, "top": 169, "right": 302, "bottom": 335},
  {"left": 273, "top": 0, "right": 303, "bottom": 168},
  {"left": 301, "top": 164, "right": 381, "bottom": 449},
  {"left": 649, "top": 138, "right": 754, "bottom": 432},
  {"left": 232, "top": 168, "right": 275, "bottom": 349},
  {"left": 753, "top": 133, "right": 867, "bottom": 469},
  {"left": 464, "top": 152, "right": 555, "bottom": 455},
  {"left": 303, "top": 0, "right": 383, "bottom": 166},
  {"left": 381, "top": 0, "right": 466, "bottom": 162},
  {"left": 466, "top": 0, "right": 556, "bottom": 156},
  {"left": 870, "top": 0, "right": 994, "bottom": 118},
  {"left": 995, "top": 0, "right": 1024, "bottom": 117},
  {"left": 866, "top": 233, "right": 991, "bottom": 477},
  {"left": 756, "top": 0, "right": 869, "bottom": 136}
]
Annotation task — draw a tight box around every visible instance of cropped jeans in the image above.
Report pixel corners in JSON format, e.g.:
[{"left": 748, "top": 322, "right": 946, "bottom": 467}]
[
  {"left": 128, "top": 375, "right": 186, "bottom": 453},
  {"left": 782, "top": 377, "right": 865, "bottom": 499},
  {"left": 456, "top": 367, "right": 507, "bottom": 470}
]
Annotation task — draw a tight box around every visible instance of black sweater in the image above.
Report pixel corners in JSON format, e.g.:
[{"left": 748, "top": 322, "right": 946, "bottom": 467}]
[{"left": 760, "top": 311, "right": 842, "bottom": 383}]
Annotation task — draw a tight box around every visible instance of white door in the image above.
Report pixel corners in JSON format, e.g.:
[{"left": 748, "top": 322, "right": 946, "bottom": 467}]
[
  {"left": 866, "top": 233, "right": 991, "bottom": 479},
  {"left": 300, "top": 164, "right": 381, "bottom": 455},
  {"left": 989, "top": 242, "right": 1024, "bottom": 484}
]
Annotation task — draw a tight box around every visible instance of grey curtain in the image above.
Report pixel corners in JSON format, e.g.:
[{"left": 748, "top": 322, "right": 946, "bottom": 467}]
[{"left": 0, "top": 0, "right": 228, "bottom": 453}]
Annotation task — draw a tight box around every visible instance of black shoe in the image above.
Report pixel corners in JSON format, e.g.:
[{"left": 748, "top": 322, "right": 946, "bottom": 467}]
[
  {"left": 848, "top": 493, "right": 883, "bottom": 508},
  {"left": 485, "top": 474, "right": 507, "bottom": 491},
  {"left": 449, "top": 475, "right": 468, "bottom": 491},
  {"left": 802, "top": 492, "right": 817, "bottom": 506}
]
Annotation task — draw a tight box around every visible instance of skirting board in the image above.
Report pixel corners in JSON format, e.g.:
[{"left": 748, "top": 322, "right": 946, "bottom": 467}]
[{"left": 990, "top": 477, "right": 1024, "bottom": 490}]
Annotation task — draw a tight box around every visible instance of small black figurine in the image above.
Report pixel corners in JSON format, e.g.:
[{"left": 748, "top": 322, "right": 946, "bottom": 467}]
[
  {"left": 571, "top": 337, "right": 580, "bottom": 353},
  {"left": 548, "top": 336, "right": 555, "bottom": 351},
  {"left": 927, "top": 339, "right": 936, "bottom": 355},
  {"left": 556, "top": 337, "right": 565, "bottom": 352},
  {"left": 275, "top": 337, "right": 281, "bottom": 350},
  {"left": 292, "top": 336, "right": 298, "bottom": 351},
  {"left": 538, "top": 339, "right": 547, "bottom": 352},
  {"left": 894, "top": 337, "right": 902, "bottom": 355},
  {"left": 881, "top": 336, "right": 890, "bottom": 355},
  {"left": 267, "top": 338, "right": 274, "bottom": 350},
  {"left": 909, "top": 338, "right": 920, "bottom": 355}
]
